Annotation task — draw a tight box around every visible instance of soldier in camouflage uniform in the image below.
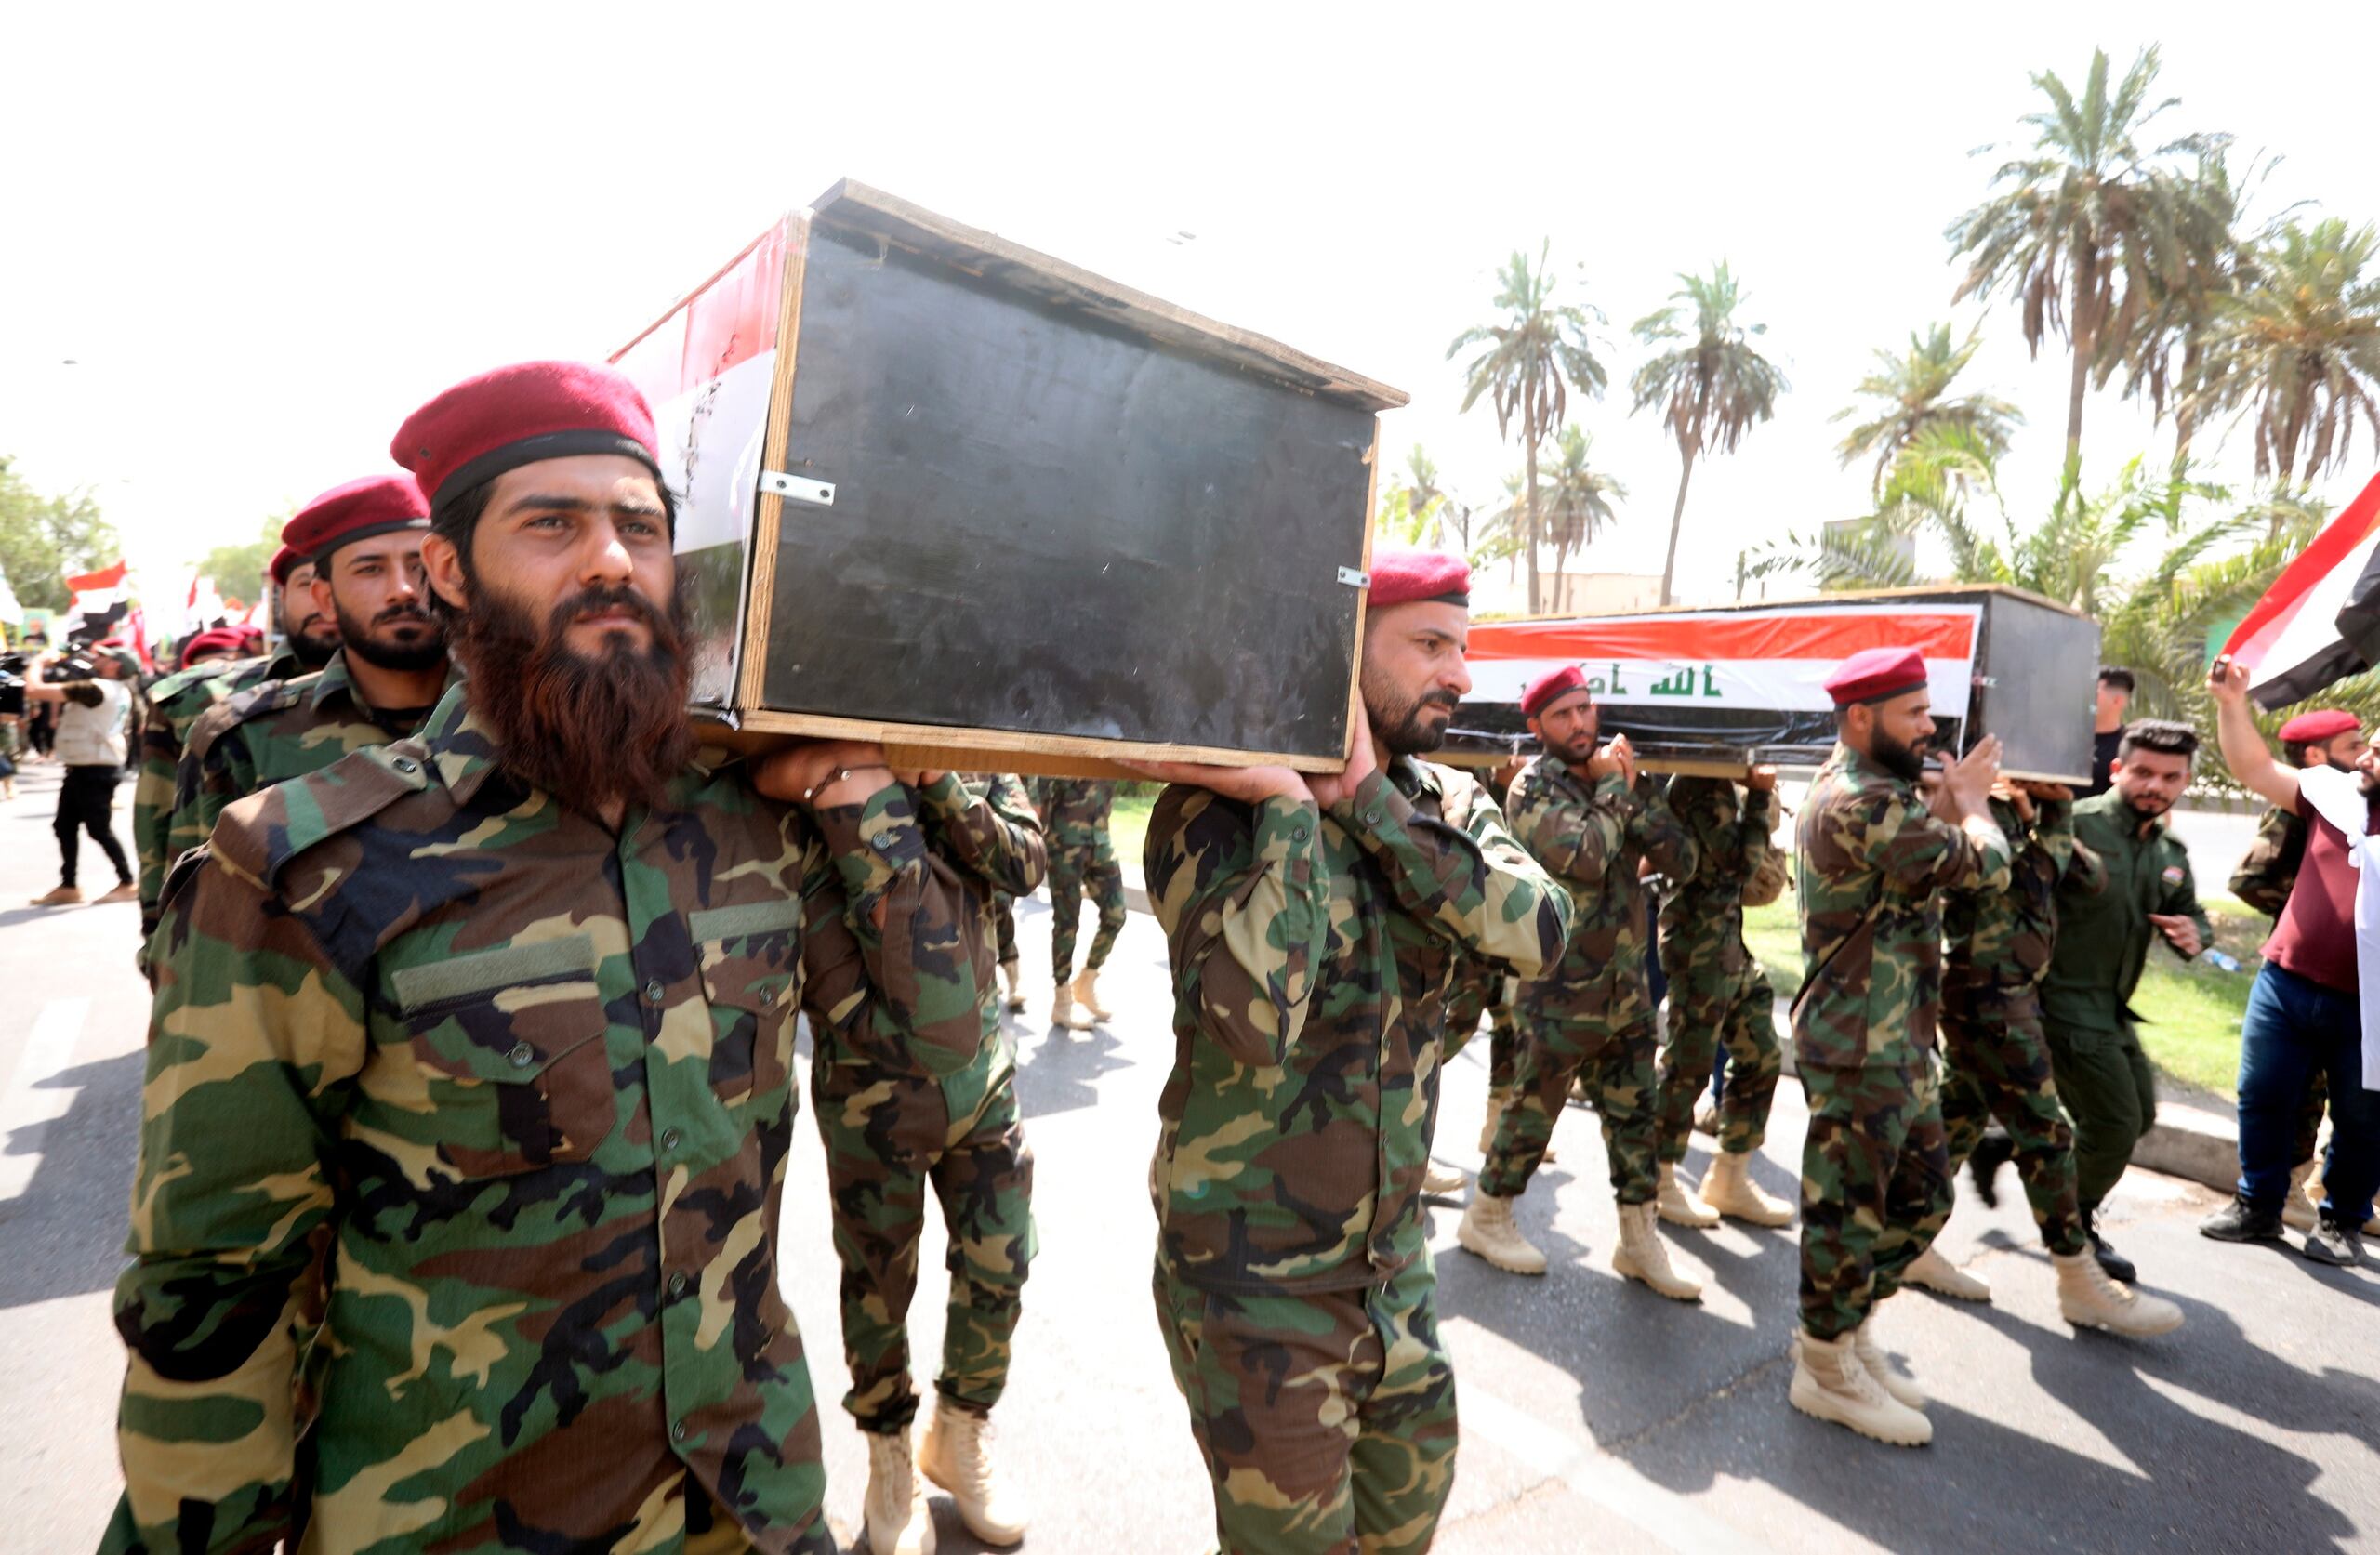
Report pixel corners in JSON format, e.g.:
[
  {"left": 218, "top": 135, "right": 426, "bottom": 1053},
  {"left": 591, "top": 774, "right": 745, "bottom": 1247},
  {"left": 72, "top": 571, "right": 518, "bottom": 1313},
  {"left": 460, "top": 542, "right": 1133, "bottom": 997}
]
[
  {"left": 1136, "top": 548, "right": 1569, "bottom": 1555},
  {"left": 1927, "top": 784, "right": 2185, "bottom": 1336},
  {"left": 130, "top": 544, "right": 337, "bottom": 942},
  {"left": 165, "top": 475, "right": 457, "bottom": 888},
  {"left": 811, "top": 768, "right": 1044, "bottom": 1555},
  {"left": 106, "top": 361, "right": 990, "bottom": 1555},
  {"left": 1787, "top": 646, "right": 2007, "bottom": 1447},
  {"left": 1029, "top": 775, "right": 1126, "bottom": 1030},
  {"left": 1459, "top": 665, "right": 1702, "bottom": 1298},
  {"left": 1651, "top": 769, "right": 1793, "bottom": 1229}
]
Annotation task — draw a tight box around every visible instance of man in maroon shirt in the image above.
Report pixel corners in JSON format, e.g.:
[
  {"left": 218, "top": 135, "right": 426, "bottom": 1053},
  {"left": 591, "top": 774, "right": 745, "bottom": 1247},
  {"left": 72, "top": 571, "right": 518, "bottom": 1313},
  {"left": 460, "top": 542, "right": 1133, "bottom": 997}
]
[{"left": 2202, "top": 660, "right": 2379, "bottom": 1265}]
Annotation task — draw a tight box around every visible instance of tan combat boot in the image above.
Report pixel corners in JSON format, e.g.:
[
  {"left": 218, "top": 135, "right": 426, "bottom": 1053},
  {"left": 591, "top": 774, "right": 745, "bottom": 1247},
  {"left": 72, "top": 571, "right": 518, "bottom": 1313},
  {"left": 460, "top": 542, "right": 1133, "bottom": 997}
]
[
  {"left": 1479, "top": 1086, "right": 1510, "bottom": 1154},
  {"left": 1902, "top": 1244, "right": 1990, "bottom": 1302},
  {"left": 1612, "top": 1201, "right": 1702, "bottom": 1301},
  {"left": 1071, "top": 967, "right": 1112, "bottom": 1021},
  {"left": 1656, "top": 1162, "right": 1721, "bottom": 1229},
  {"left": 998, "top": 959, "right": 1025, "bottom": 1014},
  {"left": 863, "top": 1426, "right": 935, "bottom": 1555},
  {"left": 1051, "top": 985, "right": 1095, "bottom": 1031},
  {"left": 1457, "top": 1192, "right": 1547, "bottom": 1274},
  {"left": 2055, "top": 1250, "right": 2184, "bottom": 1337},
  {"left": 918, "top": 1397, "right": 1026, "bottom": 1546},
  {"left": 1421, "top": 1161, "right": 1468, "bottom": 1195},
  {"left": 1851, "top": 1320, "right": 1925, "bottom": 1409},
  {"left": 1789, "top": 1329, "right": 1932, "bottom": 1446},
  {"left": 1700, "top": 1150, "right": 1795, "bottom": 1227}
]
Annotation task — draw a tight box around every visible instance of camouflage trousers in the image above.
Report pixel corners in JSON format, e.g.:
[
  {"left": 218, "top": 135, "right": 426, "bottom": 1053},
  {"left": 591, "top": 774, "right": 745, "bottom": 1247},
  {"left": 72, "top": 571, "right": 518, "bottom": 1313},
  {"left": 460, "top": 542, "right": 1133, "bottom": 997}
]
[
  {"left": 1442, "top": 977, "right": 1519, "bottom": 1090},
  {"left": 810, "top": 1042, "right": 1037, "bottom": 1433},
  {"left": 1482, "top": 1008, "right": 1658, "bottom": 1204},
  {"left": 1798, "top": 1058, "right": 1954, "bottom": 1340},
  {"left": 1653, "top": 966, "right": 1781, "bottom": 1164},
  {"left": 1939, "top": 982, "right": 2088, "bottom": 1258},
  {"left": 1048, "top": 837, "right": 1125, "bottom": 980},
  {"left": 993, "top": 890, "right": 1019, "bottom": 967},
  {"left": 1153, "top": 1253, "right": 1457, "bottom": 1555}
]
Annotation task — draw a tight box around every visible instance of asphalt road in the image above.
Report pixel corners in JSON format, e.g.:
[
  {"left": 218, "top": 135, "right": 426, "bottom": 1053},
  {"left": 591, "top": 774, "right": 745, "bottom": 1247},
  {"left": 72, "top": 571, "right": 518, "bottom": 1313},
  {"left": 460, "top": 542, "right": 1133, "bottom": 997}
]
[{"left": 2, "top": 758, "right": 2374, "bottom": 1554}]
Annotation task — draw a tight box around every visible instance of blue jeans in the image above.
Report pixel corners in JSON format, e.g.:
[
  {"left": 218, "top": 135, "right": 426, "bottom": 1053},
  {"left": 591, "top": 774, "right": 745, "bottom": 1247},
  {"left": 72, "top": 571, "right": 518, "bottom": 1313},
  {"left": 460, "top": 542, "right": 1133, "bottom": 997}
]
[{"left": 2237, "top": 962, "right": 2380, "bottom": 1224}]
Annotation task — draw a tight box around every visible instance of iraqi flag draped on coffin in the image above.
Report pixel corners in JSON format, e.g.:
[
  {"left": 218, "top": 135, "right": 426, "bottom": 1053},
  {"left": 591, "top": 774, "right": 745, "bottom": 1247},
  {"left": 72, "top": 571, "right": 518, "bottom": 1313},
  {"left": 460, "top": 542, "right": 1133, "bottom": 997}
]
[{"left": 2223, "top": 470, "right": 2380, "bottom": 707}]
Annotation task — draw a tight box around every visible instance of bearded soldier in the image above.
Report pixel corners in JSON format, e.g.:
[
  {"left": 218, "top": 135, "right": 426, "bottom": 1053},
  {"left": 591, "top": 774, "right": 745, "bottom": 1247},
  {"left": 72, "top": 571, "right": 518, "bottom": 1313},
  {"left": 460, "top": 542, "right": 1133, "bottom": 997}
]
[
  {"left": 1458, "top": 665, "right": 1704, "bottom": 1300},
  {"left": 1788, "top": 646, "right": 2005, "bottom": 1448},
  {"left": 1133, "top": 547, "right": 1569, "bottom": 1555},
  {"left": 105, "top": 361, "right": 991, "bottom": 1554}
]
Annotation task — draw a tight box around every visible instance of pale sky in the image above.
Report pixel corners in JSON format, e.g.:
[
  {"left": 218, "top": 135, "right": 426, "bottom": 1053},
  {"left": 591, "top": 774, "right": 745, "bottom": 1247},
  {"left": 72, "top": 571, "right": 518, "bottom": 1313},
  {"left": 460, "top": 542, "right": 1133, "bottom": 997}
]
[{"left": 6, "top": 2, "right": 2378, "bottom": 611}]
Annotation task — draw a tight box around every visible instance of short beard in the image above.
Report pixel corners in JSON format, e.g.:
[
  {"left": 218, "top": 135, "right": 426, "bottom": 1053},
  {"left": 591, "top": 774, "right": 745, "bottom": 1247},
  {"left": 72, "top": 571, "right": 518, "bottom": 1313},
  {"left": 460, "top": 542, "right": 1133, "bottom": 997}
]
[
  {"left": 1538, "top": 726, "right": 1596, "bottom": 768},
  {"left": 1871, "top": 727, "right": 1927, "bottom": 784},
  {"left": 288, "top": 628, "right": 339, "bottom": 670},
  {"left": 335, "top": 600, "right": 449, "bottom": 673},
  {"left": 1366, "top": 679, "right": 1459, "bottom": 757},
  {"left": 448, "top": 576, "right": 694, "bottom": 814},
  {"left": 2120, "top": 787, "right": 2175, "bottom": 822}
]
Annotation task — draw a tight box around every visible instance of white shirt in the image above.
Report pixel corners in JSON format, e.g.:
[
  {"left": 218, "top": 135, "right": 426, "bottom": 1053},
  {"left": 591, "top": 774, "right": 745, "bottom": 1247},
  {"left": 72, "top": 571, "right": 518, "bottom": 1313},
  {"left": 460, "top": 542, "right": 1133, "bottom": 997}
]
[{"left": 54, "top": 678, "right": 130, "bottom": 768}]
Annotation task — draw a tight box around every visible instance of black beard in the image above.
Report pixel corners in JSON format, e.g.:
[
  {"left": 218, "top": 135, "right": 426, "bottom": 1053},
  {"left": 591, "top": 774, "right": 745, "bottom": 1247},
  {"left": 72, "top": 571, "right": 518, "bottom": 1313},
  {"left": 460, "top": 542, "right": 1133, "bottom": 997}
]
[
  {"left": 1872, "top": 728, "right": 1927, "bottom": 784},
  {"left": 1539, "top": 729, "right": 1596, "bottom": 767},
  {"left": 2121, "top": 790, "right": 2175, "bottom": 823},
  {"left": 448, "top": 577, "right": 695, "bottom": 814},
  {"left": 335, "top": 599, "right": 448, "bottom": 673},
  {"left": 1368, "top": 681, "right": 1460, "bottom": 757},
  {"left": 288, "top": 631, "right": 339, "bottom": 670}
]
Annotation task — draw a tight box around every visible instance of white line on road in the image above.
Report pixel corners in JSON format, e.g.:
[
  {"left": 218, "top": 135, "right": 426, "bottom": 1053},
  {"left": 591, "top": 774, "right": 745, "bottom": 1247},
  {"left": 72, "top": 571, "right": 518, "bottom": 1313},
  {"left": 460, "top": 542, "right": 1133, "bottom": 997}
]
[
  {"left": 1458, "top": 1381, "right": 1774, "bottom": 1555},
  {"left": 0, "top": 996, "right": 91, "bottom": 1202}
]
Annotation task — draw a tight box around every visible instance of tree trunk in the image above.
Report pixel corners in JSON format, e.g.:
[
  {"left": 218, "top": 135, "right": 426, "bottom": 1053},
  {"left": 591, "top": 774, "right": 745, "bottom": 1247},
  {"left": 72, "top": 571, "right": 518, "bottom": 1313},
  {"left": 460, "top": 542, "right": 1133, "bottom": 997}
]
[
  {"left": 1523, "top": 411, "right": 1541, "bottom": 615},
  {"left": 2172, "top": 338, "right": 2202, "bottom": 473},
  {"left": 1659, "top": 442, "right": 1697, "bottom": 608},
  {"left": 2064, "top": 249, "right": 2096, "bottom": 468}
]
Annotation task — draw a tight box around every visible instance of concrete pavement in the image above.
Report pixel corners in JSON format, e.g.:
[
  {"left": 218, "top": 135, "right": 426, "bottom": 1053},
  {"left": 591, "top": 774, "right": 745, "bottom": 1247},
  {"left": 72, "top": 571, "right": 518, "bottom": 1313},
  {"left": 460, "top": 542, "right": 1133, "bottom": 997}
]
[{"left": 3, "top": 758, "right": 2376, "bottom": 1553}]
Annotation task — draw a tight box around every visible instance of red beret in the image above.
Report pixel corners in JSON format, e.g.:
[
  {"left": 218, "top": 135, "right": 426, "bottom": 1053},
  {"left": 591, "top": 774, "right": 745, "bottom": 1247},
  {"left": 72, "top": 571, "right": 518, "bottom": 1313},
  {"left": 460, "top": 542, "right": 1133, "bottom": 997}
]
[
  {"left": 267, "top": 544, "right": 306, "bottom": 586},
  {"left": 1522, "top": 665, "right": 1591, "bottom": 718},
  {"left": 283, "top": 474, "right": 429, "bottom": 565},
  {"left": 391, "top": 360, "right": 661, "bottom": 513},
  {"left": 178, "top": 627, "right": 253, "bottom": 668},
  {"left": 1823, "top": 645, "right": 1929, "bottom": 707},
  {"left": 1368, "top": 547, "right": 1471, "bottom": 609},
  {"left": 2279, "top": 708, "right": 2360, "bottom": 745}
]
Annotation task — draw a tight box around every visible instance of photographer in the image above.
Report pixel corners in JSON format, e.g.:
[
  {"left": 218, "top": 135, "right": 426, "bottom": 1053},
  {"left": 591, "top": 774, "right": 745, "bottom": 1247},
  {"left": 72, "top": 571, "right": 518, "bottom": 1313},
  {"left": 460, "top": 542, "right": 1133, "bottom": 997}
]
[{"left": 22, "top": 643, "right": 139, "bottom": 906}]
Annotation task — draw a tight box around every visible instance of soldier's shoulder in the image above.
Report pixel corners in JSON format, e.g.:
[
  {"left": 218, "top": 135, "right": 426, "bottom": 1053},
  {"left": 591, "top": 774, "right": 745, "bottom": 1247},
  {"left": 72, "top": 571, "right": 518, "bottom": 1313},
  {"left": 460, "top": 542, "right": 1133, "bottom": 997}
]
[
  {"left": 210, "top": 737, "right": 443, "bottom": 891},
  {"left": 145, "top": 658, "right": 246, "bottom": 716},
  {"left": 184, "top": 674, "right": 320, "bottom": 764}
]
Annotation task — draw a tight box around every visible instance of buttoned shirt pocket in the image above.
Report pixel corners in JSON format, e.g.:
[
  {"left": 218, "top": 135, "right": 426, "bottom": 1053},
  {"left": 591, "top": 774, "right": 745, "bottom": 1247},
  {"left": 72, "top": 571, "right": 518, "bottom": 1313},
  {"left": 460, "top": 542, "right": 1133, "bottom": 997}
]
[
  {"left": 690, "top": 900, "right": 803, "bottom": 1107},
  {"left": 393, "top": 935, "right": 616, "bottom": 1179}
]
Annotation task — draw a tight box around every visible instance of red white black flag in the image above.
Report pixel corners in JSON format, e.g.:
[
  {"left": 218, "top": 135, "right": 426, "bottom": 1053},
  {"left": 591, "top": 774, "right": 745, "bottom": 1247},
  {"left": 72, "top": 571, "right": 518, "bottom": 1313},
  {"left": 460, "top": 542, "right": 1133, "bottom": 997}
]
[{"left": 2222, "top": 471, "right": 2380, "bottom": 709}]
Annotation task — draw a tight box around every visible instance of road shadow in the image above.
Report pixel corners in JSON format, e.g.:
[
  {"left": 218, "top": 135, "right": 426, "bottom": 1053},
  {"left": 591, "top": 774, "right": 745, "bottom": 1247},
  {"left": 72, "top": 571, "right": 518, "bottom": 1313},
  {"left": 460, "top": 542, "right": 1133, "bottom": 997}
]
[
  {"left": 1012, "top": 1017, "right": 1136, "bottom": 1120},
  {"left": 0, "top": 1048, "right": 140, "bottom": 1311}
]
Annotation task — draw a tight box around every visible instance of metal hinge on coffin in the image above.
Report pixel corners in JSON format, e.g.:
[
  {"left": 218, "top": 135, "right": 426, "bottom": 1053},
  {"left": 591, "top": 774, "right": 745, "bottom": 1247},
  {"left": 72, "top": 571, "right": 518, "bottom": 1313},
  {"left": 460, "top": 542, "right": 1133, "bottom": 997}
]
[{"left": 760, "top": 471, "right": 836, "bottom": 507}]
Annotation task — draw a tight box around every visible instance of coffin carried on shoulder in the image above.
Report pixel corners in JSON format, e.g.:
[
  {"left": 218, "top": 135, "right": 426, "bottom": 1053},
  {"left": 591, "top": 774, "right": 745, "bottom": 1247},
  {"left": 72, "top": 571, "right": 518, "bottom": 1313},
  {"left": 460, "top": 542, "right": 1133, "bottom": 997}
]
[
  {"left": 1446, "top": 586, "right": 2101, "bottom": 784},
  {"left": 610, "top": 179, "right": 1404, "bottom": 776}
]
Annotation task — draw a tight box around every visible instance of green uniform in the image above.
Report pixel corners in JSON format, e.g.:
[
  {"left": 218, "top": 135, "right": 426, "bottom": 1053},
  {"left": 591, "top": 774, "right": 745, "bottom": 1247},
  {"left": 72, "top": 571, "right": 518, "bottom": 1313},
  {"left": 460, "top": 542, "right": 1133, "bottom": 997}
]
[
  {"left": 131, "top": 651, "right": 299, "bottom": 937},
  {"left": 1940, "top": 796, "right": 2101, "bottom": 1257},
  {"left": 1655, "top": 776, "right": 1783, "bottom": 1162},
  {"left": 1144, "top": 758, "right": 1568, "bottom": 1555},
  {"left": 2040, "top": 788, "right": 2211, "bottom": 1213},
  {"left": 168, "top": 651, "right": 456, "bottom": 886},
  {"left": 106, "top": 685, "right": 989, "bottom": 1555},
  {"left": 809, "top": 771, "right": 1044, "bottom": 1434},
  {"left": 1484, "top": 764, "right": 1692, "bottom": 1206},
  {"left": 1793, "top": 745, "right": 2008, "bottom": 1340},
  {"left": 1031, "top": 776, "right": 1125, "bottom": 982}
]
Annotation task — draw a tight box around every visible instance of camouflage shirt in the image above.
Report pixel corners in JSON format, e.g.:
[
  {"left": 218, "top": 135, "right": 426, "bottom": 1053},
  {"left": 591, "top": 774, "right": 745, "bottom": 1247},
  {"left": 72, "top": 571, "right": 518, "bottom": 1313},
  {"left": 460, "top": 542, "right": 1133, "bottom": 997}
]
[
  {"left": 1026, "top": 777, "right": 1116, "bottom": 851},
  {"left": 165, "top": 651, "right": 458, "bottom": 905},
  {"left": 2228, "top": 804, "right": 2306, "bottom": 918},
  {"left": 108, "top": 685, "right": 987, "bottom": 1555},
  {"left": 1657, "top": 776, "right": 1775, "bottom": 982},
  {"left": 1145, "top": 758, "right": 1569, "bottom": 1296},
  {"left": 1792, "top": 744, "right": 2010, "bottom": 1069},
  {"left": 1507, "top": 760, "right": 1692, "bottom": 1021},
  {"left": 1944, "top": 796, "right": 2102, "bottom": 990},
  {"left": 132, "top": 651, "right": 303, "bottom": 932}
]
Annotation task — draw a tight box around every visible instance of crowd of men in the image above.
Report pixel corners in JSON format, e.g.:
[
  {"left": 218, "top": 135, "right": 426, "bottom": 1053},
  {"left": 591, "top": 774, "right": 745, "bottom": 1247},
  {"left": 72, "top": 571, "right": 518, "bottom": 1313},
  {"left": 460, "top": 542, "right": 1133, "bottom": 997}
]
[{"left": 30, "top": 353, "right": 2373, "bottom": 1553}]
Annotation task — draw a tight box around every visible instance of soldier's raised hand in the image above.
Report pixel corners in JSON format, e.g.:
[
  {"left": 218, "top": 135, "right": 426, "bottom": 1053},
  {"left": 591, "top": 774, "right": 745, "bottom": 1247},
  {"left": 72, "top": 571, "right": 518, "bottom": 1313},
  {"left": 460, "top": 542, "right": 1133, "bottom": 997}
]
[
  {"left": 1745, "top": 763, "right": 1778, "bottom": 793},
  {"left": 1942, "top": 734, "right": 2001, "bottom": 819},
  {"left": 1587, "top": 732, "right": 1635, "bottom": 786}
]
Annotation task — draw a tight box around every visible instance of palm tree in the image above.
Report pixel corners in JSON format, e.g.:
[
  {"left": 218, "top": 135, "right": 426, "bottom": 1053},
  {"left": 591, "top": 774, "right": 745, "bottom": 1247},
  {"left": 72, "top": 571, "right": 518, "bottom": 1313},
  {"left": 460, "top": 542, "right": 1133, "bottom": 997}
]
[
  {"left": 1512, "top": 426, "right": 1627, "bottom": 604},
  {"left": 1448, "top": 244, "right": 1607, "bottom": 613},
  {"left": 1947, "top": 46, "right": 2215, "bottom": 467},
  {"left": 1630, "top": 262, "right": 1788, "bottom": 606},
  {"left": 2193, "top": 217, "right": 2380, "bottom": 500},
  {"left": 1831, "top": 323, "right": 2024, "bottom": 493}
]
